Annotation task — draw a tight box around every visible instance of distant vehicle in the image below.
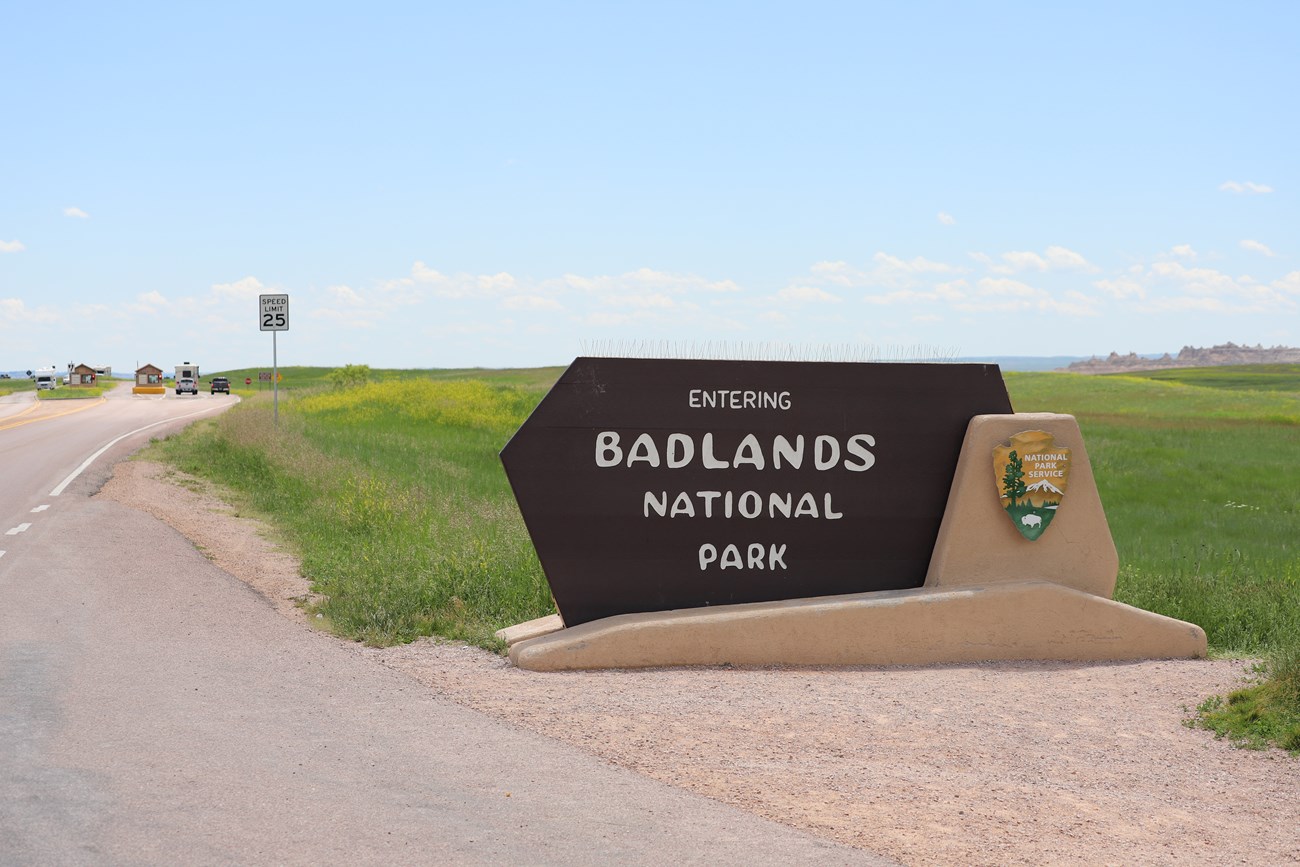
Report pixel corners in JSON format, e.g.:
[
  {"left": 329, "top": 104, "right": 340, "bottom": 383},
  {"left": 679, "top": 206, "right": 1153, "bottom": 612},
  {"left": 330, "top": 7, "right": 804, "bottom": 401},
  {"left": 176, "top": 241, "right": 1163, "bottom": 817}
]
[
  {"left": 176, "top": 377, "right": 198, "bottom": 395},
  {"left": 34, "top": 367, "right": 59, "bottom": 390},
  {"left": 0, "top": 373, "right": 10, "bottom": 379},
  {"left": 210, "top": 376, "right": 230, "bottom": 395}
]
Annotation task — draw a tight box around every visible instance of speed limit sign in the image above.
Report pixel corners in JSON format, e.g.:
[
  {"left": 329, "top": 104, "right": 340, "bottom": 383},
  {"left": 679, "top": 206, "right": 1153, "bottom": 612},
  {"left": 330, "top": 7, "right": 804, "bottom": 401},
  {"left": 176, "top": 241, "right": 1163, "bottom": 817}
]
[{"left": 259, "top": 294, "right": 289, "bottom": 331}]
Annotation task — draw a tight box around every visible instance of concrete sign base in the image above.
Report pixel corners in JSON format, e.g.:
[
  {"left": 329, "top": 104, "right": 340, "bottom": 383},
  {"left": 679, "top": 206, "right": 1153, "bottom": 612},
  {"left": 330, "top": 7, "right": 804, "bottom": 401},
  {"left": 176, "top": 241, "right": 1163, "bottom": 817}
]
[
  {"left": 502, "top": 582, "right": 1206, "bottom": 671},
  {"left": 500, "top": 412, "right": 1208, "bottom": 670}
]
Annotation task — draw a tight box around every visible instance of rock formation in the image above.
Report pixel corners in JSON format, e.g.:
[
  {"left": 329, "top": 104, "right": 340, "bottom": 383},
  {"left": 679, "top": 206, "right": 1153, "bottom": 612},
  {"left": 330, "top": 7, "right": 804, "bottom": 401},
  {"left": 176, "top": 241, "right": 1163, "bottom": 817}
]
[{"left": 1062, "top": 343, "right": 1300, "bottom": 373}]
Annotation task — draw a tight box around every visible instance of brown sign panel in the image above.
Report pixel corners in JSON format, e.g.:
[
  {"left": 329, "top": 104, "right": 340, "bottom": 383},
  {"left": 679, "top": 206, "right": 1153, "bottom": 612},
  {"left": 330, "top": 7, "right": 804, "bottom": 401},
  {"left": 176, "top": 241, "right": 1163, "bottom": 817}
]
[{"left": 500, "top": 357, "right": 1013, "bottom": 626}]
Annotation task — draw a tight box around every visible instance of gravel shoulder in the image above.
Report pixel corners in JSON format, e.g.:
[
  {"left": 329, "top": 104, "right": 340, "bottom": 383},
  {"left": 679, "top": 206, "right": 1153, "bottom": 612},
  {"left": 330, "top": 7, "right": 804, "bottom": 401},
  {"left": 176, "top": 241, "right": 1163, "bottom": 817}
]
[{"left": 101, "top": 459, "right": 1300, "bottom": 866}]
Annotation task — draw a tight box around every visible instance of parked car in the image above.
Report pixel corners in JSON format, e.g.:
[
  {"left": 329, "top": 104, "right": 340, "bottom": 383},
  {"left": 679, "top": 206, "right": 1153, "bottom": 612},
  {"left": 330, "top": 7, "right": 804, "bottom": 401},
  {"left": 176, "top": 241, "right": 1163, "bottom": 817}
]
[
  {"left": 176, "top": 377, "right": 198, "bottom": 395},
  {"left": 210, "top": 376, "right": 230, "bottom": 395}
]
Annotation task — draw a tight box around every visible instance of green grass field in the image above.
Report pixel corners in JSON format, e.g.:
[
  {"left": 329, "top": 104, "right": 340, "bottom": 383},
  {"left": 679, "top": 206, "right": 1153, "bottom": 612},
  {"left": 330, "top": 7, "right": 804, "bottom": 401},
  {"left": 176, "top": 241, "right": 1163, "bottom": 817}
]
[
  {"left": 0, "top": 379, "right": 35, "bottom": 396},
  {"left": 1006, "top": 370, "right": 1300, "bottom": 657},
  {"left": 37, "top": 383, "right": 115, "bottom": 399},
  {"left": 211, "top": 365, "right": 565, "bottom": 396},
  {"left": 154, "top": 368, "right": 559, "bottom": 649},
  {"left": 1134, "top": 363, "right": 1300, "bottom": 394},
  {"left": 150, "top": 362, "right": 1299, "bottom": 750}
]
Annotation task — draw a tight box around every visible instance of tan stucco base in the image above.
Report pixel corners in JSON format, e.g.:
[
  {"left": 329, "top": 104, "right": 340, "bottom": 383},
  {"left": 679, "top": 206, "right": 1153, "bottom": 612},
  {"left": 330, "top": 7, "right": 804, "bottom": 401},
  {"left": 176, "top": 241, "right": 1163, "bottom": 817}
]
[
  {"left": 497, "top": 614, "right": 564, "bottom": 645},
  {"left": 504, "top": 581, "right": 1206, "bottom": 671},
  {"left": 132, "top": 386, "right": 166, "bottom": 395},
  {"left": 927, "top": 413, "right": 1119, "bottom": 598}
]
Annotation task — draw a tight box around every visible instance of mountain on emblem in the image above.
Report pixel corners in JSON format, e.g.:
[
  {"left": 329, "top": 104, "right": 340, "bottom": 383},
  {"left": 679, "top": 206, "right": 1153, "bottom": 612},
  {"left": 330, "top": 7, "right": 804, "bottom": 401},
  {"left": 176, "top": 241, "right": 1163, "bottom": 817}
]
[{"left": 992, "top": 430, "right": 1071, "bottom": 541}]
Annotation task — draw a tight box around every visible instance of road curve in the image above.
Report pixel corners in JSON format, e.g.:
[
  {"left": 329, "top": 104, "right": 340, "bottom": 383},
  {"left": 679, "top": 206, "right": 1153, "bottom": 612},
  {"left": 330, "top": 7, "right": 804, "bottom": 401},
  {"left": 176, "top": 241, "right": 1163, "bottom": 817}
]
[{"left": 0, "top": 385, "right": 894, "bottom": 865}]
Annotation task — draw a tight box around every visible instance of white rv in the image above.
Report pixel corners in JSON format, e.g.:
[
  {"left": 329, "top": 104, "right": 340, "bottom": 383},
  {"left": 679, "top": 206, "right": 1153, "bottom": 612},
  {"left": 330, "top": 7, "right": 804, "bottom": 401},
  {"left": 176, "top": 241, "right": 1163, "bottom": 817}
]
[{"left": 34, "top": 366, "right": 59, "bottom": 390}]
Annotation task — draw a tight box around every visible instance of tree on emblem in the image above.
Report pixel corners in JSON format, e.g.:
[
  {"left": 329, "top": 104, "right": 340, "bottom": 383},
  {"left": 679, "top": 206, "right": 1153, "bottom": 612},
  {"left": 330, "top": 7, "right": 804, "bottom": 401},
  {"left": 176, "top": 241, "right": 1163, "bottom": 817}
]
[{"left": 1002, "top": 449, "right": 1026, "bottom": 507}]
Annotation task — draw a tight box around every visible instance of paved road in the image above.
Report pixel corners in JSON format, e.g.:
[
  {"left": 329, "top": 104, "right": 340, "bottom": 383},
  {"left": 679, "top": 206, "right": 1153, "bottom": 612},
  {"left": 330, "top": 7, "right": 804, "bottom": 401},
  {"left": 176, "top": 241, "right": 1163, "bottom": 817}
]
[{"left": 1, "top": 385, "right": 895, "bottom": 865}]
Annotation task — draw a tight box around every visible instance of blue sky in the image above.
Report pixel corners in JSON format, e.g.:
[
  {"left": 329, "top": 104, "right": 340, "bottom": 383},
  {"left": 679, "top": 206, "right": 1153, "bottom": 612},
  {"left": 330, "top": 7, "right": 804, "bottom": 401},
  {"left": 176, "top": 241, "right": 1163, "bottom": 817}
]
[{"left": 3, "top": 2, "right": 1298, "bottom": 373}]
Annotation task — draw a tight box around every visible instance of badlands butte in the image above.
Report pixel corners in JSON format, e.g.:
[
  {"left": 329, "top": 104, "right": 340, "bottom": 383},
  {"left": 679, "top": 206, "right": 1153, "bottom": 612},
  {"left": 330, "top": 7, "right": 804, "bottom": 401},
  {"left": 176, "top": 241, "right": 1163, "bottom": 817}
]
[{"left": 1063, "top": 341, "right": 1300, "bottom": 374}]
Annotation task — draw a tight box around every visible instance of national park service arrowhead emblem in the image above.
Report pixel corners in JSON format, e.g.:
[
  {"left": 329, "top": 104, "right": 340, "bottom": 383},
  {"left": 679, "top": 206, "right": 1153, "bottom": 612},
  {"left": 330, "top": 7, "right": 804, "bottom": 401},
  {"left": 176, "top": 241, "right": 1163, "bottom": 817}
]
[{"left": 993, "top": 430, "right": 1070, "bottom": 541}]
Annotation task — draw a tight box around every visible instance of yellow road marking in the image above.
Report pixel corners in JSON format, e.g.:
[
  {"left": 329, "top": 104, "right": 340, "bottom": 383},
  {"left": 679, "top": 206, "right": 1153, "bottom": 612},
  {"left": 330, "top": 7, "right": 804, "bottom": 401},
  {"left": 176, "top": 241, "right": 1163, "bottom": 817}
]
[
  {"left": 0, "top": 397, "right": 107, "bottom": 431},
  {"left": 1, "top": 401, "right": 41, "bottom": 422}
]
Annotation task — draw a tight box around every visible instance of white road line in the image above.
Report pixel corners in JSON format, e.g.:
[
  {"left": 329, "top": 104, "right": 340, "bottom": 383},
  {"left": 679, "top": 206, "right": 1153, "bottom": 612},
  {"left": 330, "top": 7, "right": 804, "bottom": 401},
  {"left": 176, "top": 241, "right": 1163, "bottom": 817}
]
[
  {"left": 31, "top": 504, "right": 50, "bottom": 512},
  {"left": 50, "top": 398, "right": 239, "bottom": 497},
  {"left": 6, "top": 523, "right": 32, "bottom": 535},
  {"left": 0, "top": 550, "right": 6, "bottom": 559}
]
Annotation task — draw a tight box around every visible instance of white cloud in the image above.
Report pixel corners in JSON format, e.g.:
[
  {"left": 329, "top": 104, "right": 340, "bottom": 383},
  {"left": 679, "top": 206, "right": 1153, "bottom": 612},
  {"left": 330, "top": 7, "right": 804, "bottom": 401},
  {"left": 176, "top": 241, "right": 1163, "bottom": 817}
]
[
  {"left": 863, "top": 279, "right": 969, "bottom": 306},
  {"left": 1094, "top": 276, "right": 1147, "bottom": 299},
  {"left": 1171, "top": 244, "right": 1197, "bottom": 259},
  {"left": 327, "top": 285, "right": 365, "bottom": 306},
  {"left": 615, "top": 293, "right": 681, "bottom": 309},
  {"left": 1132, "top": 260, "right": 1297, "bottom": 314},
  {"left": 803, "top": 254, "right": 963, "bottom": 294},
  {"left": 539, "top": 269, "right": 744, "bottom": 315},
  {"left": 0, "top": 297, "right": 61, "bottom": 325},
  {"left": 212, "top": 276, "right": 267, "bottom": 300},
  {"left": 1220, "top": 181, "right": 1273, "bottom": 194},
  {"left": 501, "top": 294, "right": 563, "bottom": 311},
  {"left": 64, "top": 206, "right": 90, "bottom": 219},
  {"left": 477, "top": 272, "right": 517, "bottom": 292},
  {"left": 953, "top": 278, "right": 1098, "bottom": 317},
  {"left": 997, "top": 251, "right": 1049, "bottom": 272},
  {"left": 0, "top": 239, "right": 25, "bottom": 253},
  {"left": 123, "top": 290, "right": 176, "bottom": 318},
  {"left": 1276, "top": 272, "right": 1300, "bottom": 295},
  {"left": 411, "top": 261, "right": 446, "bottom": 283},
  {"left": 1240, "top": 239, "right": 1275, "bottom": 257},
  {"left": 776, "top": 285, "right": 841, "bottom": 303},
  {"left": 873, "top": 252, "right": 959, "bottom": 275},
  {"left": 1139, "top": 296, "right": 1234, "bottom": 313},
  {"left": 1149, "top": 261, "right": 1241, "bottom": 295},
  {"left": 977, "top": 278, "right": 1044, "bottom": 299},
  {"left": 576, "top": 267, "right": 742, "bottom": 295},
  {"left": 584, "top": 311, "right": 635, "bottom": 327},
  {"left": 1044, "top": 246, "right": 1091, "bottom": 269},
  {"left": 406, "top": 262, "right": 519, "bottom": 299},
  {"left": 937, "top": 211, "right": 956, "bottom": 225},
  {"left": 979, "top": 245, "right": 1095, "bottom": 274}
]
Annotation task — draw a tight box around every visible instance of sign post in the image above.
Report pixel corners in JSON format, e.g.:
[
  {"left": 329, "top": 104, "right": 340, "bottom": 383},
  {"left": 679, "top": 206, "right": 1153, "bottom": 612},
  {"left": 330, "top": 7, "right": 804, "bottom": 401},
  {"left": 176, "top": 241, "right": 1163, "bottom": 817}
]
[{"left": 258, "top": 294, "right": 289, "bottom": 423}]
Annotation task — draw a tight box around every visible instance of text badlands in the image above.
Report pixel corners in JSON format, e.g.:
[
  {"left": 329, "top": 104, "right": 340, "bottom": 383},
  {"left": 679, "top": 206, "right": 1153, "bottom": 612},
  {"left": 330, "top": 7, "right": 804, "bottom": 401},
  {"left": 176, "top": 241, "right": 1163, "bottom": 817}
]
[{"left": 595, "top": 431, "right": 877, "bottom": 472}]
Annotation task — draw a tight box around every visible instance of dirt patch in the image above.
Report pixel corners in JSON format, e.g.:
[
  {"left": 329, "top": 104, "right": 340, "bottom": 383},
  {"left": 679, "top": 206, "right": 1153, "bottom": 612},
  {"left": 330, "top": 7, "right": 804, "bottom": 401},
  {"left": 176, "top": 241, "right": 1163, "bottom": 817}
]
[
  {"left": 101, "top": 459, "right": 1300, "bottom": 866},
  {"left": 99, "top": 461, "right": 323, "bottom": 624}
]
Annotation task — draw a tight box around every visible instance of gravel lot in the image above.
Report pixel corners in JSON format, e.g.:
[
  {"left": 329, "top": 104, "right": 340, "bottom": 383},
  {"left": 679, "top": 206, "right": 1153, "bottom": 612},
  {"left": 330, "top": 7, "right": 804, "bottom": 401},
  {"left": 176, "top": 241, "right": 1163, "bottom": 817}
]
[{"left": 103, "top": 460, "right": 1300, "bottom": 866}]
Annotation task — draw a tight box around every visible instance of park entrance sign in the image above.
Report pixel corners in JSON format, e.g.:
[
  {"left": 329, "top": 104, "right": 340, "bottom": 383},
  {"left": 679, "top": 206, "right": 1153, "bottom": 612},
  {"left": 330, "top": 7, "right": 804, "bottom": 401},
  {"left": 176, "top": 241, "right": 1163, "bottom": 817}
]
[{"left": 500, "top": 357, "right": 1014, "bottom": 626}]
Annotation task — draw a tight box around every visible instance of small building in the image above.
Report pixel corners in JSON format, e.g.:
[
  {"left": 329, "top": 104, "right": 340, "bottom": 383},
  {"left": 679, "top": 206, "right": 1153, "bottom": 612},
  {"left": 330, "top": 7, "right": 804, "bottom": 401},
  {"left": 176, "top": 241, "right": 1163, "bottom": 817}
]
[
  {"left": 93, "top": 364, "right": 112, "bottom": 379},
  {"left": 134, "top": 363, "right": 165, "bottom": 395},
  {"left": 175, "top": 362, "right": 199, "bottom": 381},
  {"left": 68, "top": 363, "right": 98, "bottom": 386}
]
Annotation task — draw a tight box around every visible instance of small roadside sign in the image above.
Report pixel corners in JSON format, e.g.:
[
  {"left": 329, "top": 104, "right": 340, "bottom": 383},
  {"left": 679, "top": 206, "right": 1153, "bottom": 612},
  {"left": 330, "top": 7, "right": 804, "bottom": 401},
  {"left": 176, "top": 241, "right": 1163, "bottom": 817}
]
[
  {"left": 259, "top": 294, "right": 289, "bottom": 331},
  {"left": 245, "top": 377, "right": 252, "bottom": 386},
  {"left": 258, "top": 371, "right": 272, "bottom": 381}
]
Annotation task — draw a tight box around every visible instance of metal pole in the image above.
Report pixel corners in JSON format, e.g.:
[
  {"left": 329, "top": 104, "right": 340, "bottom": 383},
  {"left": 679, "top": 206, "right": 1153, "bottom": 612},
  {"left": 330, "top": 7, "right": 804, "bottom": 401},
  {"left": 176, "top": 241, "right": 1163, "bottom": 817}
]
[{"left": 273, "top": 330, "right": 279, "bottom": 425}]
